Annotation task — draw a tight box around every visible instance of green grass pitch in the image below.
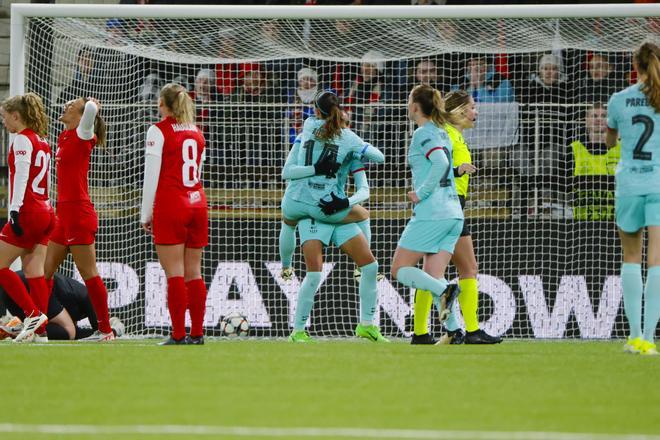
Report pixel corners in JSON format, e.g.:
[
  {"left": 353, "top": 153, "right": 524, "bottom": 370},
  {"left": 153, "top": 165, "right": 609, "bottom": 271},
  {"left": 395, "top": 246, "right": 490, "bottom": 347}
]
[{"left": 0, "top": 339, "right": 658, "bottom": 440}]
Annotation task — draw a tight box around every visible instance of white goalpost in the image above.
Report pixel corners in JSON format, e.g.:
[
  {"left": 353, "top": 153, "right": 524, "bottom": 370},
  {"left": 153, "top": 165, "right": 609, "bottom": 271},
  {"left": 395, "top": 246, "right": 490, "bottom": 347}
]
[{"left": 8, "top": 3, "right": 660, "bottom": 339}]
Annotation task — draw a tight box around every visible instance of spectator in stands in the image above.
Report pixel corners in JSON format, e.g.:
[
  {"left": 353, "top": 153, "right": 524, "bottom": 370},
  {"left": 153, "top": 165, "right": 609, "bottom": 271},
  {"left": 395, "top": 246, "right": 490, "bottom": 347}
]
[
  {"left": 287, "top": 67, "right": 320, "bottom": 143},
  {"left": 575, "top": 52, "right": 626, "bottom": 103},
  {"left": 453, "top": 55, "right": 515, "bottom": 103},
  {"left": 57, "top": 48, "right": 96, "bottom": 104},
  {"left": 193, "top": 68, "right": 216, "bottom": 136},
  {"left": 518, "top": 53, "right": 569, "bottom": 104},
  {"left": 222, "top": 63, "right": 282, "bottom": 178},
  {"left": 568, "top": 102, "right": 620, "bottom": 221},
  {"left": 215, "top": 38, "right": 239, "bottom": 99},
  {"left": 346, "top": 50, "right": 384, "bottom": 135}
]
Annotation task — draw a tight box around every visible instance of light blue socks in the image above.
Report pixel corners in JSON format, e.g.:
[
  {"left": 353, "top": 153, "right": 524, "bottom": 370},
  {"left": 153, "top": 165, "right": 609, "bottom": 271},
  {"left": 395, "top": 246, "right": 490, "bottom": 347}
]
[
  {"left": 359, "top": 261, "right": 378, "bottom": 324},
  {"left": 356, "top": 219, "right": 371, "bottom": 246},
  {"left": 621, "top": 263, "right": 643, "bottom": 339},
  {"left": 279, "top": 222, "right": 296, "bottom": 269},
  {"left": 396, "top": 266, "right": 448, "bottom": 310},
  {"left": 643, "top": 266, "right": 660, "bottom": 342},
  {"left": 293, "top": 272, "right": 321, "bottom": 331}
]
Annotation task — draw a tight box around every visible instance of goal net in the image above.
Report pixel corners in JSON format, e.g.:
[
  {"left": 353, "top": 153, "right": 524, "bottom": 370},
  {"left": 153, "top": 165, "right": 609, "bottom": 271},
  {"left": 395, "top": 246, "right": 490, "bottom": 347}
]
[{"left": 11, "top": 4, "right": 660, "bottom": 339}]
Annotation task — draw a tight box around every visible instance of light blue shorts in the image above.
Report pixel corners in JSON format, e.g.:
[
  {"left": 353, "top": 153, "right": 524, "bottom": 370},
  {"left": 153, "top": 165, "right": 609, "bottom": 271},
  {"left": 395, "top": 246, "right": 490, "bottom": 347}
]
[
  {"left": 298, "top": 218, "right": 361, "bottom": 248},
  {"left": 615, "top": 194, "right": 660, "bottom": 233},
  {"left": 398, "top": 217, "right": 463, "bottom": 254},
  {"left": 281, "top": 197, "right": 351, "bottom": 224}
]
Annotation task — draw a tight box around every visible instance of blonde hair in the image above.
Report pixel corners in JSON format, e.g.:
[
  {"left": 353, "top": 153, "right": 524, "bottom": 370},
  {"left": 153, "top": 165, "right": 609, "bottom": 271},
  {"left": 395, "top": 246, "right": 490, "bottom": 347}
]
[
  {"left": 444, "top": 90, "right": 472, "bottom": 127},
  {"left": 1, "top": 92, "right": 48, "bottom": 136},
  {"left": 160, "top": 83, "right": 195, "bottom": 124},
  {"left": 410, "top": 84, "right": 460, "bottom": 127},
  {"left": 634, "top": 42, "right": 660, "bottom": 113}
]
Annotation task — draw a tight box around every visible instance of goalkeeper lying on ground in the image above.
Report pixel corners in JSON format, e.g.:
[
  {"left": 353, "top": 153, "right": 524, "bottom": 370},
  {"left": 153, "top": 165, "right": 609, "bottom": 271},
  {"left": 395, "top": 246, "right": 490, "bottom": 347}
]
[{"left": 0, "top": 271, "right": 124, "bottom": 341}]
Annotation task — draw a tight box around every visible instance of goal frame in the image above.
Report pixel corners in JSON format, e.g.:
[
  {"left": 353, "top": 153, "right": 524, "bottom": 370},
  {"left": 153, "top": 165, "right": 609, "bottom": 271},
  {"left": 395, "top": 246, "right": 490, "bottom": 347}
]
[{"left": 10, "top": 3, "right": 659, "bottom": 98}]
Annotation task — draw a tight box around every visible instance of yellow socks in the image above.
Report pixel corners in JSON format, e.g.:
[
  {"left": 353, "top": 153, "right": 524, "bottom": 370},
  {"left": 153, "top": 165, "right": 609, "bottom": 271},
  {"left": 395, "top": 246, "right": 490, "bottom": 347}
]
[
  {"left": 458, "top": 278, "right": 479, "bottom": 332},
  {"left": 413, "top": 289, "right": 433, "bottom": 335}
]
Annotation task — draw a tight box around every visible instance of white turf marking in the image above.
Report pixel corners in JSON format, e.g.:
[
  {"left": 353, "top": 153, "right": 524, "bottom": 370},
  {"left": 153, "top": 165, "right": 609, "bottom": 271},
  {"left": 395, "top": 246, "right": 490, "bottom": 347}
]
[{"left": 0, "top": 424, "right": 658, "bottom": 440}]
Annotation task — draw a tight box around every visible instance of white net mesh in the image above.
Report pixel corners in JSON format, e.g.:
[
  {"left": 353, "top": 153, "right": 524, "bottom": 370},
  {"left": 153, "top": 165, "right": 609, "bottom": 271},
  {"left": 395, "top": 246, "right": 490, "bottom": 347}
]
[{"left": 18, "top": 9, "right": 660, "bottom": 338}]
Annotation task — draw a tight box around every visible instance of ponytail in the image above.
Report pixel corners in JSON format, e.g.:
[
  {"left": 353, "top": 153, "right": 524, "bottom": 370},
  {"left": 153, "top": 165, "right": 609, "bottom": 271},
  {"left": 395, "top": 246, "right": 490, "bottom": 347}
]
[
  {"left": 160, "top": 83, "right": 195, "bottom": 124},
  {"left": 634, "top": 42, "right": 660, "bottom": 112},
  {"left": 315, "top": 90, "right": 343, "bottom": 141},
  {"left": 80, "top": 98, "right": 107, "bottom": 147},
  {"left": 1, "top": 92, "right": 48, "bottom": 137},
  {"left": 411, "top": 85, "right": 459, "bottom": 127},
  {"left": 94, "top": 111, "right": 107, "bottom": 147}
]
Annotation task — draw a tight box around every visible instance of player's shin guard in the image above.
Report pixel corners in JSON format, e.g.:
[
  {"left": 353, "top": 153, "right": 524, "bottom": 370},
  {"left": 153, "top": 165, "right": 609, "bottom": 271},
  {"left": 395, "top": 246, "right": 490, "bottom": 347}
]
[
  {"left": 0, "top": 268, "right": 39, "bottom": 317},
  {"left": 186, "top": 278, "right": 207, "bottom": 338},
  {"left": 293, "top": 272, "right": 321, "bottom": 331},
  {"left": 84, "top": 276, "right": 112, "bottom": 334},
  {"left": 622, "top": 263, "right": 643, "bottom": 339},
  {"left": 413, "top": 290, "right": 433, "bottom": 336},
  {"left": 166, "top": 276, "right": 187, "bottom": 340},
  {"left": 643, "top": 266, "right": 660, "bottom": 342},
  {"left": 27, "top": 276, "right": 49, "bottom": 315},
  {"left": 279, "top": 222, "right": 296, "bottom": 269},
  {"left": 458, "top": 278, "right": 479, "bottom": 332},
  {"left": 356, "top": 219, "right": 371, "bottom": 246},
  {"left": 358, "top": 261, "right": 378, "bottom": 324}
]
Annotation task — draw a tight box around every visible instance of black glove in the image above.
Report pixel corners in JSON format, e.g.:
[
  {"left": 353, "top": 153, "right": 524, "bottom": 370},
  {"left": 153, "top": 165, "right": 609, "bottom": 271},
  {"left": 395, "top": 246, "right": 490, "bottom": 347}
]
[
  {"left": 318, "top": 192, "right": 349, "bottom": 215},
  {"left": 313, "top": 154, "right": 340, "bottom": 178},
  {"left": 9, "top": 210, "right": 23, "bottom": 237}
]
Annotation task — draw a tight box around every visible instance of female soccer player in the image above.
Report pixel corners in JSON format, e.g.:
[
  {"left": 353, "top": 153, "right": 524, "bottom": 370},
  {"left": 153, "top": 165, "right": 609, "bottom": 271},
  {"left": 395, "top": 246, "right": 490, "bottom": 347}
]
[
  {"left": 279, "top": 109, "right": 374, "bottom": 281},
  {"left": 0, "top": 93, "right": 54, "bottom": 343},
  {"left": 289, "top": 158, "right": 386, "bottom": 343},
  {"left": 390, "top": 85, "right": 462, "bottom": 325},
  {"left": 44, "top": 97, "right": 114, "bottom": 342},
  {"left": 607, "top": 42, "right": 660, "bottom": 356},
  {"left": 140, "top": 83, "right": 208, "bottom": 346},
  {"left": 279, "top": 91, "right": 384, "bottom": 279},
  {"left": 412, "top": 90, "right": 501, "bottom": 345}
]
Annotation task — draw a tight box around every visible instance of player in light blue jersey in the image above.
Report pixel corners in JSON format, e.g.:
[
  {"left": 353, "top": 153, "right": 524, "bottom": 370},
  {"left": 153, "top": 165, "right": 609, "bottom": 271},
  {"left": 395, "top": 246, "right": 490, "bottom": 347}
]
[
  {"left": 391, "top": 85, "right": 463, "bottom": 326},
  {"left": 281, "top": 91, "right": 383, "bottom": 227},
  {"left": 288, "top": 159, "right": 387, "bottom": 343},
  {"left": 607, "top": 42, "right": 660, "bottom": 356},
  {"left": 279, "top": 96, "right": 382, "bottom": 280}
]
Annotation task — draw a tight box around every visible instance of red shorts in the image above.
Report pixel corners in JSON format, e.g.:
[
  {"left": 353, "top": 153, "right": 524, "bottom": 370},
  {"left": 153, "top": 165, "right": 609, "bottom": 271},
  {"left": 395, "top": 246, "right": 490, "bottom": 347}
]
[
  {"left": 152, "top": 206, "right": 208, "bottom": 248},
  {"left": 0, "top": 209, "right": 56, "bottom": 250},
  {"left": 50, "top": 201, "right": 98, "bottom": 246}
]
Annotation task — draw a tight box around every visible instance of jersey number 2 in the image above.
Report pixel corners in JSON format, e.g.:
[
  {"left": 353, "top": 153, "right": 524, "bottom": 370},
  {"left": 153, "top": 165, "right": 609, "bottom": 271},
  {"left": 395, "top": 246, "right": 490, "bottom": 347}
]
[
  {"left": 31, "top": 150, "right": 50, "bottom": 195},
  {"left": 182, "top": 139, "right": 200, "bottom": 188},
  {"left": 632, "top": 115, "right": 654, "bottom": 161}
]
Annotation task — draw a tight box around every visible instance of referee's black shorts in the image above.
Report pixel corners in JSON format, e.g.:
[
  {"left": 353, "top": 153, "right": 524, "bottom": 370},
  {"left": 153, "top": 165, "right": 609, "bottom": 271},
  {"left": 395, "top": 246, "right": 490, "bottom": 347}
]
[{"left": 459, "top": 195, "right": 471, "bottom": 237}]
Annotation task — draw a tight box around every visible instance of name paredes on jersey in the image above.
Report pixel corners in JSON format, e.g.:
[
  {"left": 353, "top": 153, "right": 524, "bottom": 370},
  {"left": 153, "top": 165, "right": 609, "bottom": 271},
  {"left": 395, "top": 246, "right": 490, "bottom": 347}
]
[
  {"left": 171, "top": 123, "right": 197, "bottom": 132},
  {"left": 625, "top": 97, "right": 648, "bottom": 107}
]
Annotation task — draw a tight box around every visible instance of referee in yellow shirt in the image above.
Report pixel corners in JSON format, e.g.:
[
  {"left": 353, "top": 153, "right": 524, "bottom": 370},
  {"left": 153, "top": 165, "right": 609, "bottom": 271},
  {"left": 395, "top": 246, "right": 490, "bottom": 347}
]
[{"left": 411, "top": 90, "right": 502, "bottom": 345}]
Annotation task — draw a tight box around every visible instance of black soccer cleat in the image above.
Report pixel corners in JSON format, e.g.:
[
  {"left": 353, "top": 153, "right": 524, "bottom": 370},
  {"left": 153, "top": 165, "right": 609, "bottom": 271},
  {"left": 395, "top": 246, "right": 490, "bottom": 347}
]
[
  {"left": 464, "top": 329, "right": 503, "bottom": 344},
  {"left": 186, "top": 335, "right": 204, "bottom": 345},
  {"left": 438, "top": 284, "right": 461, "bottom": 323},
  {"left": 438, "top": 327, "right": 465, "bottom": 345},
  {"left": 411, "top": 333, "right": 438, "bottom": 345},
  {"left": 158, "top": 336, "right": 188, "bottom": 346}
]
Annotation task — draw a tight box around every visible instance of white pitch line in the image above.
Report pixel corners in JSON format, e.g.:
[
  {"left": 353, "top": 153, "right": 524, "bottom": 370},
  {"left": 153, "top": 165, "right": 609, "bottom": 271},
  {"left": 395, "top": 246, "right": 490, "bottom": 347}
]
[{"left": 0, "top": 424, "right": 658, "bottom": 440}]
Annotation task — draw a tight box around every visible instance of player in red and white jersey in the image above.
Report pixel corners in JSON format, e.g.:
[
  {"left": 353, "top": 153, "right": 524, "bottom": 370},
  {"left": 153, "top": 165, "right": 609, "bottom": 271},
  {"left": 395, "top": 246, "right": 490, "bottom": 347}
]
[
  {"left": 140, "top": 83, "right": 208, "bottom": 345},
  {"left": 0, "top": 93, "right": 55, "bottom": 342},
  {"left": 44, "top": 97, "right": 114, "bottom": 342}
]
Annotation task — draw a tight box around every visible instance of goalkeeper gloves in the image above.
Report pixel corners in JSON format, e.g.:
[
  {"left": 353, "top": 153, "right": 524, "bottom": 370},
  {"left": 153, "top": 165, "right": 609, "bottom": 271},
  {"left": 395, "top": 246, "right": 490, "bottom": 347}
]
[
  {"left": 318, "top": 192, "right": 349, "bottom": 215},
  {"left": 313, "top": 154, "right": 340, "bottom": 178},
  {"left": 9, "top": 210, "right": 23, "bottom": 237}
]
